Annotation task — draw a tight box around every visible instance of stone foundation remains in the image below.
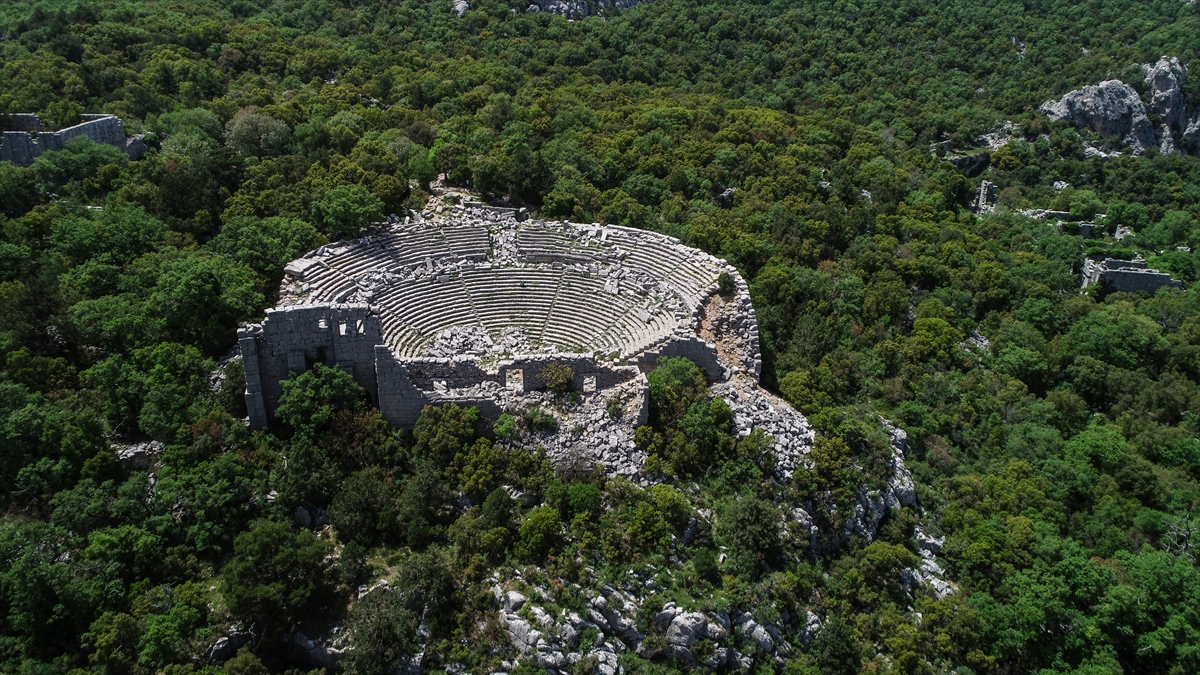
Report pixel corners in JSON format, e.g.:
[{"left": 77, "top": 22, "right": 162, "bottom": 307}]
[{"left": 1, "top": 113, "right": 146, "bottom": 165}]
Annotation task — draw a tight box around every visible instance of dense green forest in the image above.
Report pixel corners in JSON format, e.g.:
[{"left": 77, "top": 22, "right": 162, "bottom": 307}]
[{"left": 4, "top": 0, "right": 1200, "bottom": 673}]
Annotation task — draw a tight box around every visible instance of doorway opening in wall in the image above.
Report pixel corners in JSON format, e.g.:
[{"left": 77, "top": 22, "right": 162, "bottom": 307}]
[{"left": 506, "top": 369, "right": 524, "bottom": 393}]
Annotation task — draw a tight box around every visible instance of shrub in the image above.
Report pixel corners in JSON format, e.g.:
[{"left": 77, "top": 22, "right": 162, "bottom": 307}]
[
  {"left": 539, "top": 362, "right": 575, "bottom": 394},
  {"left": 413, "top": 403, "right": 480, "bottom": 470},
  {"left": 717, "top": 271, "right": 736, "bottom": 295},
  {"left": 331, "top": 468, "right": 398, "bottom": 547},
  {"left": 225, "top": 107, "right": 290, "bottom": 156},
  {"left": 311, "top": 184, "right": 384, "bottom": 238},
  {"left": 606, "top": 397, "right": 623, "bottom": 419},
  {"left": 493, "top": 413, "right": 521, "bottom": 441},
  {"left": 716, "top": 496, "right": 781, "bottom": 580},
  {"left": 567, "top": 482, "right": 602, "bottom": 518},
  {"left": 275, "top": 362, "right": 366, "bottom": 436},
  {"left": 516, "top": 506, "right": 561, "bottom": 561},
  {"left": 525, "top": 406, "right": 558, "bottom": 432}
]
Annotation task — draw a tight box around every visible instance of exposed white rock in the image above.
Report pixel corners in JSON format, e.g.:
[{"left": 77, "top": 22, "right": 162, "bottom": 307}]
[
  {"left": 738, "top": 617, "right": 775, "bottom": 653},
  {"left": 286, "top": 631, "right": 346, "bottom": 670},
  {"left": 664, "top": 612, "right": 707, "bottom": 647},
  {"left": 502, "top": 590, "right": 527, "bottom": 613},
  {"left": 1041, "top": 79, "right": 1157, "bottom": 154},
  {"left": 1042, "top": 56, "right": 1200, "bottom": 155},
  {"left": 1142, "top": 57, "right": 1188, "bottom": 135},
  {"left": 113, "top": 440, "right": 163, "bottom": 472},
  {"left": 521, "top": 0, "right": 649, "bottom": 18},
  {"left": 798, "top": 611, "right": 822, "bottom": 646}
]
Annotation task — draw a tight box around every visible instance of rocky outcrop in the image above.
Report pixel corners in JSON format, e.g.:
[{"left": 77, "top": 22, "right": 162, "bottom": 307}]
[
  {"left": 947, "top": 152, "right": 991, "bottom": 178},
  {"left": 285, "top": 630, "right": 347, "bottom": 670},
  {"left": 1041, "top": 80, "right": 1157, "bottom": 154},
  {"left": 1143, "top": 57, "right": 1188, "bottom": 135},
  {"left": 113, "top": 440, "right": 163, "bottom": 471},
  {"left": 523, "top": 0, "right": 649, "bottom": 18},
  {"left": 493, "top": 579, "right": 790, "bottom": 671},
  {"left": 1042, "top": 56, "right": 1200, "bottom": 156},
  {"left": 204, "top": 629, "right": 253, "bottom": 661}
]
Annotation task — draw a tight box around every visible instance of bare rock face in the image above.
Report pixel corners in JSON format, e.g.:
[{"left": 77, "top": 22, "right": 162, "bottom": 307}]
[
  {"left": 1041, "top": 80, "right": 1157, "bottom": 154},
  {"left": 522, "top": 0, "right": 649, "bottom": 18},
  {"left": 1143, "top": 57, "right": 1188, "bottom": 134},
  {"left": 1143, "top": 57, "right": 1188, "bottom": 153},
  {"left": 1042, "top": 56, "right": 1200, "bottom": 156}
]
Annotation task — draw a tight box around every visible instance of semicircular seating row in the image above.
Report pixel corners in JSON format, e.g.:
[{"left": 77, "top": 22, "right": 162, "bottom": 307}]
[{"left": 296, "top": 221, "right": 723, "bottom": 358}]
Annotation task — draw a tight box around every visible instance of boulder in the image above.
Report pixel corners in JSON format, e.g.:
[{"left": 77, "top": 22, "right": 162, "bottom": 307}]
[
  {"left": 530, "top": 605, "right": 555, "bottom": 628},
  {"left": 503, "top": 618, "right": 540, "bottom": 653},
  {"left": 664, "top": 612, "right": 707, "bottom": 647},
  {"left": 738, "top": 618, "right": 774, "bottom": 653},
  {"left": 114, "top": 440, "right": 163, "bottom": 471},
  {"left": 798, "top": 611, "right": 822, "bottom": 646},
  {"left": 287, "top": 632, "right": 346, "bottom": 670},
  {"left": 947, "top": 152, "right": 991, "bottom": 178},
  {"left": 588, "top": 608, "right": 611, "bottom": 632},
  {"left": 205, "top": 631, "right": 252, "bottom": 661},
  {"left": 502, "top": 590, "right": 527, "bottom": 613}
]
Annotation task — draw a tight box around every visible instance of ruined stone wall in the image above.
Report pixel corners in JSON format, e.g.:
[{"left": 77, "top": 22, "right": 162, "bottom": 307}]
[
  {"left": 0, "top": 132, "right": 38, "bottom": 165},
  {"left": 400, "top": 357, "right": 496, "bottom": 391},
  {"left": 505, "top": 354, "right": 637, "bottom": 392},
  {"left": 0, "top": 114, "right": 134, "bottom": 166},
  {"left": 44, "top": 115, "right": 127, "bottom": 151},
  {"left": 374, "top": 347, "right": 429, "bottom": 427},
  {"left": 400, "top": 354, "right": 637, "bottom": 394},
  {"left": 245, "top": 304, "right": 646, "bottom": 428},
  {"left": 1082, "top": 257, "right": 1183, "bottom": 294},
  {"left": 635, "top": 336, "right": 724, "bottom": 381},
  {"left": 1099, "top": 268, "right": 1183, "bottom": 293},
  {"left": 2, "top": 114, "right": 43, "bottom": 132},
  {"left": 241, "top": 304, "right": 383, "bottom": 429}
]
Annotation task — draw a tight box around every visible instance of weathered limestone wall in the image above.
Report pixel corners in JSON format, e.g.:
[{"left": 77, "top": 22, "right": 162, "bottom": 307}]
[
  {"left": 1099, "top": 268, "right": 1183, "bottom": 293},
  {"left": 241, "top": 304, "right": 383, "bottom": 429},
  {"left": 635, "top": 336, "right": 724, "bottom": 381},
  {"left": 1082, "top": 257, "right": 1183, "bottom": 294},
  {"left": 41, "top": 115, "right": 127, "bottom": 152},
  {"left": 245, "top": 304, "right": 647, "bottom": 428},
  {"left": 0, "top": 114, "right": 142, "bottom": 166},
  {"left": 0, "top": 132, "right": 38, "bottom": 166},
  {"left": 374, "top": 347, "right": 429, "bottom": 427},
  {"left": 3, "top": 114, "right": 44, "bottom": 132}
]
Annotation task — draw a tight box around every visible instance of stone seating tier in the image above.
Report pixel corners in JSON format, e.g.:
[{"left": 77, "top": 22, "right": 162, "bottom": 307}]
[{"left": 287, "top": 215, "right": 728, "bottom": 361}]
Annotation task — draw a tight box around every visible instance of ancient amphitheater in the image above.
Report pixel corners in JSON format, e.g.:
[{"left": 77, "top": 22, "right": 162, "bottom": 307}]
[{"left": 239, "top": 204, "right": 814, "bottom": 477}]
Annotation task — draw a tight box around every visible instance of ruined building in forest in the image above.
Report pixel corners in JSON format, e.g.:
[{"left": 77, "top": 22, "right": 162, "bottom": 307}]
[{"left": 240, "top": 206, "right": 817, "bottom": 478}]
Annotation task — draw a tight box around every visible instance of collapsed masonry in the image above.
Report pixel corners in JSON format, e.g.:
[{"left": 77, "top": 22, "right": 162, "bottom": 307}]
[
  {"left": 0, "top": 113, "right": 146, "bottom": 166},
  {"left": 239, "top": 206, "right": 794, "bottom": 476},
  {"left": 1082, "top": 256, "right": 1183, "bottom": 294}
]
